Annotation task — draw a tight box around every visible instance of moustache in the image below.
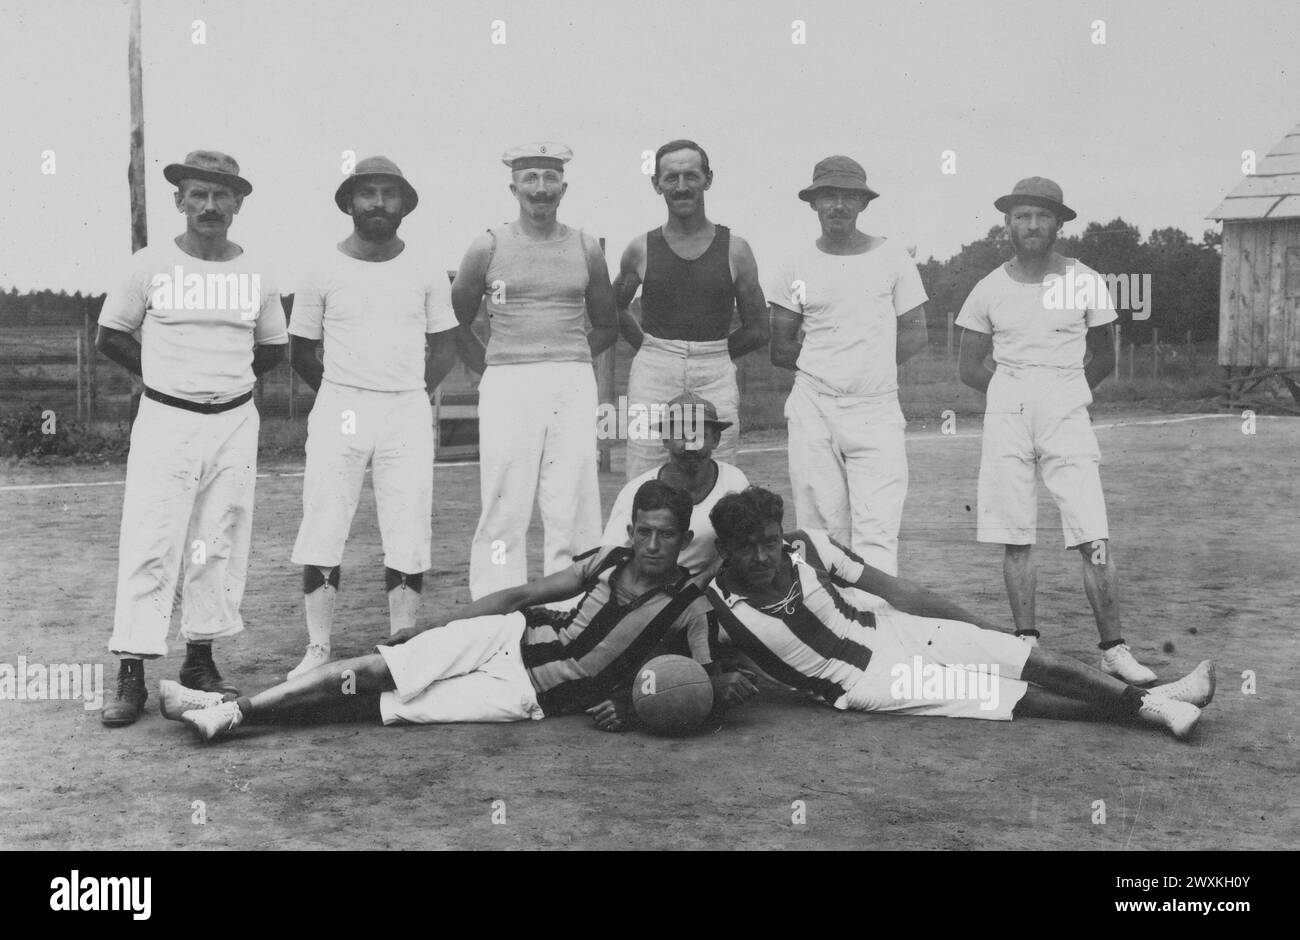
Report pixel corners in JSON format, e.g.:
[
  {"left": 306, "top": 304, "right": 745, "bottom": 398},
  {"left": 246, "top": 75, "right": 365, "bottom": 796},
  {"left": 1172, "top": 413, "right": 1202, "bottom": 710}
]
[
  {"left": 198, "top": 213, "right": 224, "bottom": 222},
  {"left": 527, "top": 193, "right": 557, "bottom": 204}
]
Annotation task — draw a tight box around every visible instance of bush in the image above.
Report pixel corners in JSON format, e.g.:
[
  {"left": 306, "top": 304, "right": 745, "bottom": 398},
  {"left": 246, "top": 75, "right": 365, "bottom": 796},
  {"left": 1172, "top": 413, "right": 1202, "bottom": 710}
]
[{"left": 0, "top": 408, "right": 131, "bottom": 462}]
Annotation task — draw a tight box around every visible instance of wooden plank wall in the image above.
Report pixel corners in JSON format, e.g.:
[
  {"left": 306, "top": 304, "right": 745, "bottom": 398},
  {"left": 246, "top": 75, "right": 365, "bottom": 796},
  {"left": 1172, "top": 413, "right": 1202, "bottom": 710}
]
[{"left": 1219, "top": 220, "right": 1300, "bottom": 366}]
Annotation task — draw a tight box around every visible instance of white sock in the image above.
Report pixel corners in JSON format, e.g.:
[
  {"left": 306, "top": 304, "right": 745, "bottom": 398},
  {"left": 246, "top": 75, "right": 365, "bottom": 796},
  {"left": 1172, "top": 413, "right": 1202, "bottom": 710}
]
[
  {"left": 304, "top": 579, "right": 336, "bottom": 651},
  {"left": 387, "top": 585, "right": 422, "bottom": 635}
]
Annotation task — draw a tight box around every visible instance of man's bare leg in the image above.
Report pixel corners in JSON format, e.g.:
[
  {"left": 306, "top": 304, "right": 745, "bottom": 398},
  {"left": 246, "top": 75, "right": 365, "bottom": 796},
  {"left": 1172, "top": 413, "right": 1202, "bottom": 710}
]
[
  {"left": 241, "top": 654, "right": 396, "bottom": 721},
  {"left": 1077, "top": 539, "right": 1121, "bottom": 643},
  {"left": 1003, "top": 544, "right": 1037, "bottom": 639}
]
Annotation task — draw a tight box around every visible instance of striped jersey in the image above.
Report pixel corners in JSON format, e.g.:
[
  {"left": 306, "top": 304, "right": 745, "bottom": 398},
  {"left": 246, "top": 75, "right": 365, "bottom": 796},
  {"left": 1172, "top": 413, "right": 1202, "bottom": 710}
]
[
  {"left": 522, "top": 546, "right": 714, "bottom": 714},
  {"left": 707, "top": 529, "right": 882, "bottom": 709}
]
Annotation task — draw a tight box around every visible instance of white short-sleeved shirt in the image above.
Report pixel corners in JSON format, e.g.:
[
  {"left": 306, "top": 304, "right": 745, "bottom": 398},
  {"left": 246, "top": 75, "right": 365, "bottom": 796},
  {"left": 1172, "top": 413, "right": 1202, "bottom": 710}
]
[
  {"left": 289, "top": 248, "right": 456, "bottom": 392},
  {"left": 98, "top": 240, "right": 286, "bottom": 403},
  {"left": 769, "top": 239, "right": 928, "bottom": 398},
  {"left": 600, "top": 460, "right": 749, "bottom": 575},
  {"left": 955, "top": 259, "right": 1117, "bottom": 370}
]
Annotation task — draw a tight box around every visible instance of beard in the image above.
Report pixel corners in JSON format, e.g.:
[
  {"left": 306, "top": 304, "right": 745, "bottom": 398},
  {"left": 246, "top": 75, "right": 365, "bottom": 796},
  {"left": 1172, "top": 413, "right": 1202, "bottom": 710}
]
[
  {"left": 354, "top": 210, "right": 402, "bottom": 242},
  {"left": 1010, "top": 226, "right": 1056, "bottom": 258}
]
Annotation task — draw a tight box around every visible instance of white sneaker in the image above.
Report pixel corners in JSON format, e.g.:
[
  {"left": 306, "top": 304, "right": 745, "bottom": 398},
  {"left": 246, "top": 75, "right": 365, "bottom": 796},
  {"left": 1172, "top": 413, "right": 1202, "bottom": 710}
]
[
  {"left": 287, "top": 643, "right": 331, "bottom": 680},
  {"left": 1101, "top": 644, "right": 1158, "bottom": 685},
  {"left": 1137, "top": 695, "right": 1200, "bottom": 739},
  {"left": 1148, "top": 660, "right": 1215, "bottom": 707},
  {"left": 158, "top": 679, "right": 225, "bottom": 721},
  {"left": 180, "top": 701, "right": 244, "bottom": 742}
]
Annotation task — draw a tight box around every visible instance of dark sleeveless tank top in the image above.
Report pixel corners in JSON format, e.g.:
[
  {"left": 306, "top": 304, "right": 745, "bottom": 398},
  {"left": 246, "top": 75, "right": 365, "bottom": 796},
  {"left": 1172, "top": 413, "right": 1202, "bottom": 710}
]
[{"left": 640, "top": 225, "right": 735, "bottom": 342}]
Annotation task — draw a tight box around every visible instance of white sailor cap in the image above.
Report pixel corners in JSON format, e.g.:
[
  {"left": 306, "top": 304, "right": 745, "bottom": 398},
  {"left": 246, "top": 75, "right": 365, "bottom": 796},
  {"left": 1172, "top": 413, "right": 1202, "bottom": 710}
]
[{"left": 501, "top": 142, "right": 573, "bottom": 172}]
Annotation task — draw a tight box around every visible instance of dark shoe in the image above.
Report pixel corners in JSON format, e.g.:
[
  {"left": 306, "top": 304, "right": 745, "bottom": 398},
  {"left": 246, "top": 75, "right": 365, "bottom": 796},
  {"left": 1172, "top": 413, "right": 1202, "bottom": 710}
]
[
  {"left": 179, "top": 649, "right": 240, "bottom": 698},
  {"left": 101, "top": 661, "right": 148, "bottom": 727}
]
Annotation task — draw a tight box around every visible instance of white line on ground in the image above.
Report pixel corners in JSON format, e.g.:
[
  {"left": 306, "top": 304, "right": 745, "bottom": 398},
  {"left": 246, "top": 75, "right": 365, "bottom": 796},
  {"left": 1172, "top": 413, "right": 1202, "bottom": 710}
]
[{"left": 0, "top": 412, "right": 1286, "bottom": 492}]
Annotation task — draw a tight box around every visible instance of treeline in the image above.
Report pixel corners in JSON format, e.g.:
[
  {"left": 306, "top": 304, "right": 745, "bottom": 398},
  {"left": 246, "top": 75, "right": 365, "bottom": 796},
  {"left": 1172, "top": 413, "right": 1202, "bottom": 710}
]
[
  {"left": 3, "top": 218, "right": 1222, "bottom": 343},
  {"left": 917, "top": 219, "right": 1222, "bottom": 343}
]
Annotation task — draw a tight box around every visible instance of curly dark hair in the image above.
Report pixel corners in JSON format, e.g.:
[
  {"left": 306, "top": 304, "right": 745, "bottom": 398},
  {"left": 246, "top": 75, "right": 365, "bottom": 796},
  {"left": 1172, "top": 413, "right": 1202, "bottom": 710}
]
[
  {"left": 709, "top": 486, "right": 785, "bottom": 547},
  {"left": 631, "top": 479, "right": 694, "bottom": 534}
]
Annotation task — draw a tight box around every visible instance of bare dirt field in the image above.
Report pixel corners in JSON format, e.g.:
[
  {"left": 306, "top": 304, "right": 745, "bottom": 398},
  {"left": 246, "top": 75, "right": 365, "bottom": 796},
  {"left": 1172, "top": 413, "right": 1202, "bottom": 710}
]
[{"left": 1, "top": 411, "right": 1297, "bottom": 850}]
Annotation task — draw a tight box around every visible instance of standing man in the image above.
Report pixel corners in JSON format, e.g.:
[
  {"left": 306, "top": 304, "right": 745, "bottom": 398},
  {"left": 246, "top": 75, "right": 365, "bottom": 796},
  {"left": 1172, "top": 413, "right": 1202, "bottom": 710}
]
[
  {"left": 452, "top": 143, "right": 618, "bottom": 599},
  {"left": 956, "top": 177, "right": 1155, "bottom": 683},
  {"left": 769, "top": 156, "right": 930, "bottom": 576},
  {"left": 286, "top": 157, "right": 458, "bottom": 679},
  {"left": 96, "top": 150, "right": 287, "bottom": 726},
  {"left": 614, "top": 139, "right": 768, "bottom": 480}
]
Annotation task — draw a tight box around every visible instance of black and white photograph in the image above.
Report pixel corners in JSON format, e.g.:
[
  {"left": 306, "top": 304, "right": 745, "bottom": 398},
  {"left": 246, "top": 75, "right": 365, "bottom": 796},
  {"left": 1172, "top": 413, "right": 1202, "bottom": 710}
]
[{"left": 0, "top": 0, "right": 1294, "bottom": 887}]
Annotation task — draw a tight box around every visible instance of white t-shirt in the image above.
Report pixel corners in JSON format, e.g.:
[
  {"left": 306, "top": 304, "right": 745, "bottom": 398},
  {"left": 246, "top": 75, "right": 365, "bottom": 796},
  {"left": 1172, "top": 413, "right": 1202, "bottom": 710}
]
[
  {"left": 289, "top": 248, "right": 456, "bottom": 392},
  {"left": 769, "top": 239, "right": 928, "bottom": 398},
  {"left": 600, "top": 460, "right": 749, "bottom": 575},
  {"left": 98, "top": 240, "right": 287, "bottom": 403},
  {"left": 955, "top": 259, "right": 1117, "bottom": 370}
]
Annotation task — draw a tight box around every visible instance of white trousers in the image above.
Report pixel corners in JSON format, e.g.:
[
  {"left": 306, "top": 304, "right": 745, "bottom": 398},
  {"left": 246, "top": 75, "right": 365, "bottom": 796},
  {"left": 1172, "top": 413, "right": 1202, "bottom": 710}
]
[
  {"left": 291, "top": 381, "right": 433, "bottom": 573},
  {"left": 108, "top": 396, "right": 259, "bottom": 657},
  {"left": 624, "top": 335, "right": 739, "bottom": 480},
  {"left": 469, "top": 361, "right": 601, "bottom": 599},
  {"left": 785, "top": 379, "right": 908, "bottom": 575}
]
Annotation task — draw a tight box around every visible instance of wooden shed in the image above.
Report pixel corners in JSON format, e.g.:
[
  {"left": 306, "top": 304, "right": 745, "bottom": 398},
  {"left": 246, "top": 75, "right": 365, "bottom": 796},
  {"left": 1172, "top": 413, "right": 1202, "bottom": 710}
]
[{"left": 1208, "top": 121, "right": 1300, "bottom": 409}]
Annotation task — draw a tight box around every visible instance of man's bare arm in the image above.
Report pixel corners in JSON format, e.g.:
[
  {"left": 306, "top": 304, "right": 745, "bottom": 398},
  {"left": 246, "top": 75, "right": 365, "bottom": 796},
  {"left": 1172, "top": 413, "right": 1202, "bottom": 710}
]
[
  {"left": 583, "top": 232, "right": 618, "bottom": 358},
  {"left": 1084, "top": 323, "right": 1115, "bottom": 389},
  {"left": 382, "top": 564, "right": 588, "bottom": 646},
  {"left": 424, "top": 327, "right": 459, "bottom": 394},
  {"left": 95, "top": 326, "right": 143, "bottom": 377},
  {"left": 252, "top": 343, "right": 285, "bottom": 378},
  {"left": 896, "top": 304, "right": 929, "bottom": 364},
  {"left": 769, "top": 303, "right": 804, "bottom": 371},
  {"left": 613, "top": 236, "right": 646, "bottom": 351},
  {"left": 957, "top": 327, "right": 995, "bottom": 393},
  {"left": 852, "top": 565, "right": 1003, "bottom": 633},
  {"left": 450, "top": 233, "right": 493, "bottom": 374},
  {"left": 727, "top": 236, "right": 769, "bottom": 360},
  {"left": 289, "top": 335, "right": 324, "bottom": 391}
]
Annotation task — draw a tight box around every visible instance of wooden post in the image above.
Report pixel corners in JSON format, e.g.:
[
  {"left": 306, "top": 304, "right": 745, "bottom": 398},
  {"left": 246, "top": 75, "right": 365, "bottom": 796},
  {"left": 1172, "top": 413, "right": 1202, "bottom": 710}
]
[
  {"left": 1153, "top": 327, "right": 1160, "bottom": 381},
  {"left": 1186, "top": 329, "right": 1194, "bottom": 374},
  {"left": 594, "top": 237, "right": 616, "bottom": 473},
  {"left": 84, "top": 307, "right": 97, "bottom": 420},
  {"left": 946, "top": 311, "right": 955, "bottom": 361},
  {"left": 75, "top": 332, "right": 84, "bottom": 421},
  {"left": 127, "top": 0, "right": 147, "bottom": 420},
  {"left": 1113, "top": 323, "right": 1121, "bottom": 381},
  {"left": 1129, "top": 342, "right": 1135, "bottom": 381}
]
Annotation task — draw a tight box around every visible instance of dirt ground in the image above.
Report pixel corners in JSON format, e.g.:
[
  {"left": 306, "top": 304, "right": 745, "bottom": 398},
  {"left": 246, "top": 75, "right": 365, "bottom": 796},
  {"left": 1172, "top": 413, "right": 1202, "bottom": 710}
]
[{"left": 1, "top": 411, "right": 1297, "bottom": 850}]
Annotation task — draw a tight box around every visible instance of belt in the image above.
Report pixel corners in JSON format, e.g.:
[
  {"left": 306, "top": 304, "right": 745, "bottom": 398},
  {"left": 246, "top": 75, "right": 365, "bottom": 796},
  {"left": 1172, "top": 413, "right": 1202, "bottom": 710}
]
[{"left": 144, "top": 386, "right": 252, "bottom": 414}]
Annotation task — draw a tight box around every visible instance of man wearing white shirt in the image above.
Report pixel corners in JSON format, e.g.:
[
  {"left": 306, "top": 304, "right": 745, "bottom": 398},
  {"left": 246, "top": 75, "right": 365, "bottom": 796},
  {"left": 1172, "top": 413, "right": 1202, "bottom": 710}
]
[
  {"left": 287, "top": 157, "right": 459, "bottom": 678},
  {"left": 769, "top": 156, "right": 929, "bottom": 576},
  {"left": 96, "top": 150, "right": 287, "bottom": 726},
  {"left": 956, "top": 176, "right": 1155, "bottom": 685},
  {"left": 601, "top": 392, "right": 748, "bottom": 576}
]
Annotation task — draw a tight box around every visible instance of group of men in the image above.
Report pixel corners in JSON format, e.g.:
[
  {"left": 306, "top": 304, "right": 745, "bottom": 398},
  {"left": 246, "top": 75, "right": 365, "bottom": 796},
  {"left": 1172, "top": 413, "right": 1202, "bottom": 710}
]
[{"left": 96, "top": 139, "right": 1189, "bottom": 745}]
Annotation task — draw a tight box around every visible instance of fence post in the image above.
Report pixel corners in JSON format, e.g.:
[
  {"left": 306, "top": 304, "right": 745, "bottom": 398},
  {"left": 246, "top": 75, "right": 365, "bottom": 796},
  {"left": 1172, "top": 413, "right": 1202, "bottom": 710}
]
[
  {"left": 1129, "top": 342, "right": 1135, "bottom": 381},
  {"left": 1186, "top": 330, "right": 1194, "bottom": 373},
  {"left": 1153, "top": 327, "right": 1159, "bottom": 381},
  {"left": 946, "top": 311, "right": 955, "bottom": 361},
  {"left": 1113, "top": 323, "right": 1121, "bottom": 381},
  {"left": 84, "top": 309, "right": 97, "bottom": 421},
  {"left": 75, "top": 332, "right": 84, "bottom": 421}
]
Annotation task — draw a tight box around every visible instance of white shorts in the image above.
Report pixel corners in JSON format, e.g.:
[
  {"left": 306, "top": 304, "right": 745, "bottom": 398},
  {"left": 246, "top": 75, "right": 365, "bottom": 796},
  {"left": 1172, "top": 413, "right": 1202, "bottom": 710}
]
[
  {"left": 838, "top": 611, "right": 1031, "bottom": 720},
  {"left": 292, "top": 380, "right": 433, "bottom": 573},
  {"left": 977, "top": 368, "right": 1108, "bottom": 547},
  {"left": 376, "top": 612, "right": 544, "bottom": 725}
]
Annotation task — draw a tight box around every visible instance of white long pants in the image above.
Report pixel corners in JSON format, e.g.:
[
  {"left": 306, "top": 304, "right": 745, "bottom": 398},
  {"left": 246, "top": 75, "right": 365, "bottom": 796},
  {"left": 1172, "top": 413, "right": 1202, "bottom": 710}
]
[
  {"left": 624, "top": 335, "right": 739, "bottom": 480},
  {"left": 785, "top": 379, "right": 908, "bottom": 575},
  {"left": 469, "top": 361, "right": 601, "bottom": 599},
  {"left": 108, "top": 396, "right": 259, "bottom": 657}
]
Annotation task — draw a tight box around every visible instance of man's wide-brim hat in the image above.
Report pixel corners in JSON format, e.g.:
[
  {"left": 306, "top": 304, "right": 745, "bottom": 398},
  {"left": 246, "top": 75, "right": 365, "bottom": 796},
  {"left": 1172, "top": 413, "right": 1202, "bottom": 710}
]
[
  {"left": 652, "top": 391, "right": 734, "bottom": 432},
  {"left": 798, "top": 155, "right": 879, "bottom": 204},
  {"left": 993, "top": 176, "right": 1076, "bottom": 222},
  {"left": 163, "top": 150, "right": 252, "bottom": 196},
  {"left": 334, "top": 155, "right": 419, "bottom": 215}
]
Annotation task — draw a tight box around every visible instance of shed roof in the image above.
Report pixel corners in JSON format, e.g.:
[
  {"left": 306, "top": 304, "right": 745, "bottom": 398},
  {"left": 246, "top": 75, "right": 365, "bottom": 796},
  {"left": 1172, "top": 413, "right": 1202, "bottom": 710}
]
[{"left": 1207, "top": 121, "right": 1300, "bottom": 221}]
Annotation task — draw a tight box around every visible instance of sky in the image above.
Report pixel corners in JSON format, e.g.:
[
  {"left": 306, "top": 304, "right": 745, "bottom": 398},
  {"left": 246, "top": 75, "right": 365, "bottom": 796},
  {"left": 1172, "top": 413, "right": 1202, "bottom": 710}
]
[{"left": 1, "top": 0, "right": 1298, "bottom": 294}]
